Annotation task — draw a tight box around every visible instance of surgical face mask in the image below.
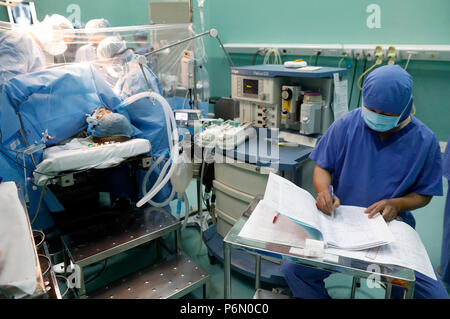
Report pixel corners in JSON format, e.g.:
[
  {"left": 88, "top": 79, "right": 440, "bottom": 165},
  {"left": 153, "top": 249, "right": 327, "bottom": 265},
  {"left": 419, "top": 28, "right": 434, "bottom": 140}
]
[
  {"left": 361, "top": 95, "right": 412, "bottom": 132},
  {"left": 106, "top": 65, "right": 125, "bottom": 78}
]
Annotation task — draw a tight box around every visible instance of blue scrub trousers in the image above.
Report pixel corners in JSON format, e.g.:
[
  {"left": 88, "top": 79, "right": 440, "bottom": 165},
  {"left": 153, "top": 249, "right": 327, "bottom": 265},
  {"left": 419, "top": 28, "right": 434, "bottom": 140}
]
[
  {"left": 281, "top": 262, "right": 449, "bottom": 299},
  {"left": 440, "top": 181, "right": 450, "bottom": 285},
  {"left": 283, "top": 210, "right": 449, "bottom": 300}
]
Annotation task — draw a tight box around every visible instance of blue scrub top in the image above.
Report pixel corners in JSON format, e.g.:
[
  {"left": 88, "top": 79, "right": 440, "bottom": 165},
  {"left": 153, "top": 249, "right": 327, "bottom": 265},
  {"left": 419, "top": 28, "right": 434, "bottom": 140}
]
[
  {"left": 310, "top": 108, "right": 443, "bottom": 228},
  {"left": 443, "top": 136, "right": 450, "bottom": 180}
]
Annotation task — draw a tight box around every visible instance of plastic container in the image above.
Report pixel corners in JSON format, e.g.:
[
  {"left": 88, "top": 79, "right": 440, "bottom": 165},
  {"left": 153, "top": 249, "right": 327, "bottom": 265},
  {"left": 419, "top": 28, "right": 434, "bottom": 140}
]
[
  {"left": 213, "top": 180, "right": 254, "bottom": 220},
  {"left": 215, "top": 206, "right": 238, "bottom": 238}
]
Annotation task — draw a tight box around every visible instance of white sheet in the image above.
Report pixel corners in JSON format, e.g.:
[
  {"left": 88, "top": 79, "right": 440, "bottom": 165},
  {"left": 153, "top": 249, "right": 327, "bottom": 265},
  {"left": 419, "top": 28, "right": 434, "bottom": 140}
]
[
  {"left": 33, "top": 137, "right": 151, "bottom": 185},
  {"left": 238, "top": 200, "right": 310, "bottom": 249},
  {"left": 0, "top": 182, "right": 37, "bottom": 298},
  {"left": 326, "top": 220, "right": 437, "bottom": 280}
]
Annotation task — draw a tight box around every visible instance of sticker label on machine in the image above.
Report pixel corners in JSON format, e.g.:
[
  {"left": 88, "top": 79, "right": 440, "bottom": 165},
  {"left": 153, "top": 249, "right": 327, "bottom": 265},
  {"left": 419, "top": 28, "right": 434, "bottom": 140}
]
[{"left": 333, "top": 73, "right": 349, "bottom": 120}]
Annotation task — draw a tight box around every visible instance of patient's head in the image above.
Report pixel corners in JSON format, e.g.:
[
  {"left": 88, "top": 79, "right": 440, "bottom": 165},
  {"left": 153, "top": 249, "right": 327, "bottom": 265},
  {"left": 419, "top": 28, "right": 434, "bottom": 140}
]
[
  {"left": 93, "top": 107, "right": 112, "bottom": 119},
  {"left": 88, "top": 107, "right": 132, "bottom": 143}
]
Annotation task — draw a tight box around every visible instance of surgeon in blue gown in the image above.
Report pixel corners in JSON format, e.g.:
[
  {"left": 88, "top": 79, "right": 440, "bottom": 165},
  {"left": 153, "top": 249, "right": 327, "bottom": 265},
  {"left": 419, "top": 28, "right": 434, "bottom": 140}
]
[
  {"left": 96, "top": 36, "right": 172, "bottom": 207},
  {"left": 281, "top": 65, "right": 449, "bottom": 299},
  {"left": 439, "top": 137, "right": 450, "bottom": 287},
  {"left": 75, "top": 18, "right": 111, "bottom": 63},
  {"left": 0, "top": 14, "right": 73, "bottom": 89}
]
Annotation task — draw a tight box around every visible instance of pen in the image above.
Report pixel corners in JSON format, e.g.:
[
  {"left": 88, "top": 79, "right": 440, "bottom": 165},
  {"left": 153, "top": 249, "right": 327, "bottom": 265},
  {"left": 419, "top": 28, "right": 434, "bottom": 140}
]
[
  {"left": 278, "top": 142, "right": 299, "bottom": 147},
  {"left": 272, "top": 212, "right": 280, "bottom": 224},
  {"left": 329, "top": 185, "right": 334, "bottom": 201},
  {"left": 265, "top": 138, "right": 299, "bottom": 147}
]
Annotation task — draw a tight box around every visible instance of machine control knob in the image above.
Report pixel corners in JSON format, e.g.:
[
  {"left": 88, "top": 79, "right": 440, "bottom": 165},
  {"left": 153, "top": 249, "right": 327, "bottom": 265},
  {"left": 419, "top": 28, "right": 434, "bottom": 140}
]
[
  {"left": 281, "top": 88, "right": 293, "bottom": 100},
  {"left": 258, "top": 93, "right": 266, "bottom": 101}
]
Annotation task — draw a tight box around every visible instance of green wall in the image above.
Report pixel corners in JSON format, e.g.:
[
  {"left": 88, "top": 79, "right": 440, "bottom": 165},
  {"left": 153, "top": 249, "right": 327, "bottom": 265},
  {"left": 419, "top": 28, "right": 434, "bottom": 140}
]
[
  {"left": 199, "top": 0, "right": 450, "bottom": 141},
  {"left": 0, "top": 0, "right": 151, "bottom": 26},
  {"left": 1, "top": 0, "right": 449, "bottom": 140},
  {"left": 202, "top": 0, "right": 450, "bottom": 45}
]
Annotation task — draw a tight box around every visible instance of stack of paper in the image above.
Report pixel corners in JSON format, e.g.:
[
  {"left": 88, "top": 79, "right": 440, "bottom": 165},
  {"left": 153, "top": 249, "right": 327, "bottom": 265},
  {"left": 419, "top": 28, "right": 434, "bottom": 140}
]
[{"left": 326, "top": 220, "right": 437, "bottom": 280}]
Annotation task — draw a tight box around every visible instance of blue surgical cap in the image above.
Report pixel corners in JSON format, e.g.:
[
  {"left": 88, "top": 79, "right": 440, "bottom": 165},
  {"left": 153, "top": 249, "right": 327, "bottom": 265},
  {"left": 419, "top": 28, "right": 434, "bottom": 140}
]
[
  {"left": 362, "top": 65, "right": 413, "bottom": 120},
  {"left": 92, "top": 112, "right": 132, "bottom": 138}
]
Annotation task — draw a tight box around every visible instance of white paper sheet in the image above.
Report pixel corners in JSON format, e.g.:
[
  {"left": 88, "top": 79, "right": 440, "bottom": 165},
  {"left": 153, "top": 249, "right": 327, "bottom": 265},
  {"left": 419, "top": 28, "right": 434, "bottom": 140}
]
[
  {"left": 317, "top": 205, "right": 395, "bottom": 250},
  {"left": 263, "top": 173, "right": 394, "bottom": 250},
  {"left": 326, "top": 220, "right": 436, "bottom": 280},
  {"left": 238, "top": 200, "right": 310, "bottom": 249},
  {"left": 0, "top": 182, "right": 37, "bottom": 297},
  {"left": 263, "top": 173, "right": 320, "bottom": 230}
]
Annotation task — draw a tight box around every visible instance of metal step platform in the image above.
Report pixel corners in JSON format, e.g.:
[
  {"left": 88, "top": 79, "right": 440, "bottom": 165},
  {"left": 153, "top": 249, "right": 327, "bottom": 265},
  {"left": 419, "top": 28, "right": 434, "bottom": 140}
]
[
  {"left": 61, "top": 206, "right": 210, "bottom": 298},
  {"left": 88, "top": 253, "right": 209, "bottom": 299},
  {"left": 62, "top": 207, "right": 180, "bottom": 268},
  {"left": 253, "top": 288, "right": 291, "bottom": 299},
  {"left": 202, "top": 225, "right": 287, "bottom": 286}
]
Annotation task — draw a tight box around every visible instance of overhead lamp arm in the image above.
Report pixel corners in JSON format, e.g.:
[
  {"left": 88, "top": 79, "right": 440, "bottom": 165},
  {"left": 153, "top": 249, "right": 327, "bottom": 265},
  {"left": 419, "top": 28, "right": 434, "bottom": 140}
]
[{"left": 142, "top": 28, "right": 234, "bottom": 67}]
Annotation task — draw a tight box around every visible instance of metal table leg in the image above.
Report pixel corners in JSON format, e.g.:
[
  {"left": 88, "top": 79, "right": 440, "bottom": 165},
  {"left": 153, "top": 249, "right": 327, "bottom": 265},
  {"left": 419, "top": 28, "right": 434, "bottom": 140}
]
[
  {"left": 197, "top": 178, "right": 202, "bottom": 216},
  {"left": 224, "top": 242, "right": 231, "bottom": 299},
  {"left": 350, "top": 277, "right": 360, "bottom": 299},
  {"left": 404, "top": 281, "right": 415, "bottom": 299},
  {"left": 255, "top": 255, "right": 261, "bottom": 291},
  {"left": 78, "top": 267, "right": 86, "bottom": 298},
  {"left": 175, "top": 228, "right": 182, "bottom": 254},
  {"left": 203, "top": 280, "right": 210, "bottom": 299},
  {"left": 385, "top": 283, "right": 392, "bottom": 299}
]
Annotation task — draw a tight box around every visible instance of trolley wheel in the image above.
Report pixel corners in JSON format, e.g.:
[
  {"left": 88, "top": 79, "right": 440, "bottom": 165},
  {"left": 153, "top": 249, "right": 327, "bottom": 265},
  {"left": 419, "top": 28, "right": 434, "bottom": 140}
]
[{"left": 207, "top": 251, "right": 216, "bottom": 265}]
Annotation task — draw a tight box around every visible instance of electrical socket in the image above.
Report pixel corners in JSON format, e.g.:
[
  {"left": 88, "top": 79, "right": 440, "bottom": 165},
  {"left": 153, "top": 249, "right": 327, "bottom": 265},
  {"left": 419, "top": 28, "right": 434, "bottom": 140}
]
[
  {"left": 353, "top": 49, "right": 363, "bottom": 60},
  {"left": 342, "top": 49, "right": 353, "bottom": 59},
  {"left": 364, "top": 50, "right": 374, "bottom": 61}
]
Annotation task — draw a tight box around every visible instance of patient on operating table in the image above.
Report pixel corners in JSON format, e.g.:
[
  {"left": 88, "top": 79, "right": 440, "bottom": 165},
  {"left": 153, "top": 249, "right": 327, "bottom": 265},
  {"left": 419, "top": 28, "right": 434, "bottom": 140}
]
[{"left": 85, "top": 107, "right": 132, "bottom": 143}]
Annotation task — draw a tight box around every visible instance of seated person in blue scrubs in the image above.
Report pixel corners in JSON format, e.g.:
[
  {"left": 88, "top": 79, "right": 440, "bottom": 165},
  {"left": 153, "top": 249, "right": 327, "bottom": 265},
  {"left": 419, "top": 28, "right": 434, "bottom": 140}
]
[{"left": 282, "top": 65, "right": 449, "bottom": 299}]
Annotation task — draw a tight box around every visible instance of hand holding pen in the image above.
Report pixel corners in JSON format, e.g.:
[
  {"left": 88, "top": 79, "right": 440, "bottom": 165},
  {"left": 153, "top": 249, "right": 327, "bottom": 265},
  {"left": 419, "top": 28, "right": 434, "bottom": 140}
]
[{"left": 316, "top": 185, "right": 340, "bottom": 216}]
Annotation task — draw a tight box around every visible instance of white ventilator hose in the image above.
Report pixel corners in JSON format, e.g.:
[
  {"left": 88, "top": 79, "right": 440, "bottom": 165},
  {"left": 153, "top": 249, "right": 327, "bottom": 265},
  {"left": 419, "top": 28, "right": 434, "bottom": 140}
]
[
  {"left": 136, "top": 92, "right": 179, "bottom": 207},
  {"left": 119, "top": 91, "right": 180, "bottom": 208},
  {"left": 142, "top": 153, "right": 176, "bottom": 207},
  {"left": 139, "top": 144, "right": 178, "bottom": 207}
]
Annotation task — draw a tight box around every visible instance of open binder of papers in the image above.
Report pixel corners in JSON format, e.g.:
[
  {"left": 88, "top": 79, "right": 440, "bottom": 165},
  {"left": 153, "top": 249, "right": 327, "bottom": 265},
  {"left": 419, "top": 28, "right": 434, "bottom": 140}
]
[
  {"left": 237, "top": 173, "right": 437, "bottom": 279},
  {"left": 260, "top": 173, "right": 394, "bottom": 250}
]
